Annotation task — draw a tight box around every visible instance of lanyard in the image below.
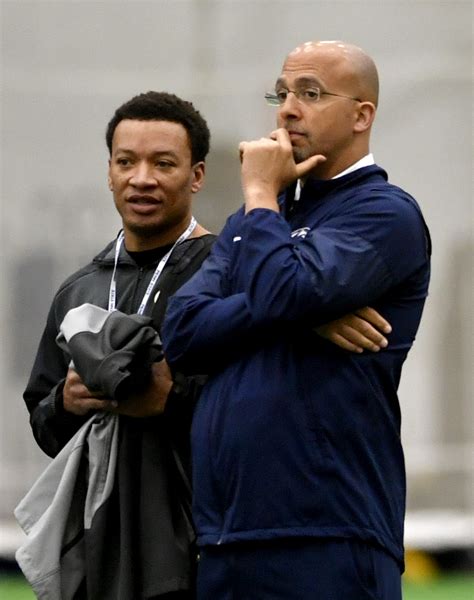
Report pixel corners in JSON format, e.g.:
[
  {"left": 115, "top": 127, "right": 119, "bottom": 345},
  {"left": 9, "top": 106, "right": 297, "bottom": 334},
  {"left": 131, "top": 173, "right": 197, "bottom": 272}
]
[{"left": 108, "top": 217, "right": 197, "bottom": 315}]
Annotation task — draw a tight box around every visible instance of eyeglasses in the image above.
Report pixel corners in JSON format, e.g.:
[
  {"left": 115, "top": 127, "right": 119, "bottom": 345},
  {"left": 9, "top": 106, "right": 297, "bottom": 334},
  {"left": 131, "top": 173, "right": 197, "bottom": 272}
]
[{"left": 265, "top": 87, "right": 361, "bottom": 107}]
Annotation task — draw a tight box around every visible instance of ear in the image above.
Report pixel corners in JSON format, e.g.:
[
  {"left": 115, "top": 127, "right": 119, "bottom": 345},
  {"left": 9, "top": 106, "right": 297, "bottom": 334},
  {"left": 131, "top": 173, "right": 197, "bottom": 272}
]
[
  {"left": 353, "top": 102, "right": 376, "bottom": 134},
  {"left": 107, "top": 159, "right": 113, "bottom": 191},
  {"left": 191, "top": 161, "right": 206, "bottom": 193}
]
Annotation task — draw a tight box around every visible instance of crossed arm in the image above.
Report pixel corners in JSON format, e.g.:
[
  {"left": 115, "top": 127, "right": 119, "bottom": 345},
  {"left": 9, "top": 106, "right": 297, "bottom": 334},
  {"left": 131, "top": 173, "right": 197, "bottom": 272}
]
[
  {"left": 62, "top": 305, "right": 391, "bottom": 418},
  {"left": 315, "top": 306, "right": 391, "bottom": 353}
]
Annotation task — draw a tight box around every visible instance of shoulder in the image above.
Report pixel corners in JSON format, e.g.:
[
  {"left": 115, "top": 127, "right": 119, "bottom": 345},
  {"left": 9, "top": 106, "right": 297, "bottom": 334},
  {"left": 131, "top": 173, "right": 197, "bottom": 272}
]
[
  {"left": 354, "top": 167, "right": 425, "bottom": 216},
  {"left": 362, "top": 180, "right": 430, "bottom": 250},
  {"left": 169, "top": 234, "right": 217, "bottom": 274},
  {"left": 313, "top": 171, "right": 431, "bottom": 267},
  {"left": 54, "top": 239, "right": 115, "bottom": 300},
  {"left": 340, "top": 169, "right": 429, "bottom": 238},
  {"left": 350, "top": 179, "right": 432, "bottom": 269}
]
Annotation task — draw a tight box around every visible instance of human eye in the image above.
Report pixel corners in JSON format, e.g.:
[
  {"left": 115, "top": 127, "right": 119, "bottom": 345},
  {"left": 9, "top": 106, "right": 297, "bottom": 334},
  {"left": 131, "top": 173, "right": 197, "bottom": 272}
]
[
  {"left": 301, "top": 88, "right": 320, "bottom": 102},
  {"left": 156, "top": 159, "right": 175, "bottom": 169},
  {"left": 275, "top": 89, "right": 289, "bottom": 103},
  {"left": 116, "top": 157, "right": 132, "bottom": 167}
]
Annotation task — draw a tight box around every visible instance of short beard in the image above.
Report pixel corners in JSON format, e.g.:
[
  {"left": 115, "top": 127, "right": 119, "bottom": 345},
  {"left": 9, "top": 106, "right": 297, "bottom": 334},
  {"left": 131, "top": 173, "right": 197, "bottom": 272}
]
[
  {"left": 125, "top": 221, "right": 167, "bottom": 238},
  {"left": 292, "top": 148, "right": 308, "bottom": 164}
]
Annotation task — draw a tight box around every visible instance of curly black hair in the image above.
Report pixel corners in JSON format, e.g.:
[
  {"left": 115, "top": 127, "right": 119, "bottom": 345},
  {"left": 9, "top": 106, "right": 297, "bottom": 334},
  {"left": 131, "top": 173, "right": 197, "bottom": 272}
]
[{"left": 105, "top": 91, "right": 210, "bottom": 163}]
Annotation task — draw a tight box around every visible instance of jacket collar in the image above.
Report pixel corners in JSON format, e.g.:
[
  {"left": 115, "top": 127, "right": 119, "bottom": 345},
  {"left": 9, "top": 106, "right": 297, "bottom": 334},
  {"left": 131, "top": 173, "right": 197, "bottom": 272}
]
[
  {"left": 93, "top": 233, "right": 216, "bottom": 268},
  {"left": 279, "top": 164, "right": 387, "bottom": 217}
]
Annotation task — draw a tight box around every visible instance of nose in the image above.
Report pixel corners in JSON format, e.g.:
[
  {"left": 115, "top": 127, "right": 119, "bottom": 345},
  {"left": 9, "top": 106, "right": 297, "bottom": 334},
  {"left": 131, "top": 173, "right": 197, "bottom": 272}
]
[
  {"left": 129, "top": 162, "right": 157, "bottom": 188},
  {"left": 278, "top": 91, "right": 303, "bottom": 121}
]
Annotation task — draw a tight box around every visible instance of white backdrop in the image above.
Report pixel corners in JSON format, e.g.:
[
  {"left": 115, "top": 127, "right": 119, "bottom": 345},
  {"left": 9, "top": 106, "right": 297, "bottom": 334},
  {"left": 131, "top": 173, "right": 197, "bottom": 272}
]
[{"left": 1, "top": 0, "right": 472, "bottom": 541}]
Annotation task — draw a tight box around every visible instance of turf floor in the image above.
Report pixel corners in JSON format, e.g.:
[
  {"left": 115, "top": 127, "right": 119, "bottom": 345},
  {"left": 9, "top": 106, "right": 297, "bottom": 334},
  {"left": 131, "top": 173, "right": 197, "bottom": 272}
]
[{"left": 0, "top": 573, "right": 473, "bottom": 599}]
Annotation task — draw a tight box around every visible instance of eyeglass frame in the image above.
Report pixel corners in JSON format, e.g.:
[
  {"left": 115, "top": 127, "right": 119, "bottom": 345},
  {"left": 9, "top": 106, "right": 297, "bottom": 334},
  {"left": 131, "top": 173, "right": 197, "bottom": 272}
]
[{"left": 265, "top": 87, "right": 362, "bottom": 107}]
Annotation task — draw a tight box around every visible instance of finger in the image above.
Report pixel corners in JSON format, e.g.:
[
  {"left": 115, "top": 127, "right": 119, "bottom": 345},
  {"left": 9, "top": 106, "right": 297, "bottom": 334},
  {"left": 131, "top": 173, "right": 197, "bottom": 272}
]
[
  {"left": 355, "top": 307, "right": 392, "bottom": 333},
  {"left": 153, "top": 357, "right": 170, "bottom": 371},
  {"left": 314, "top": 324, "right": 365, "bottom": 353},
  {"left": 65, "top": 370, "right": 94, "bottom": 397},
  {"left": 67, "top": 380, "right": 96, "bottom": 399},
  {"left": 63, "top": 394, "right": 118, "bottom": 416},
  {"left": 341, "top": 318, "right": 388, "bottom": 347},
  {"left": 66, "top": 368, "right": 83, "bottom": 383},
  {"left": 342, "top": 326, "right": 386, "bottom": 351},
  {"left": 330, "top": 333, "right": 364, "bottom": 354},
  {"left": 295, "top": 154, "right": 327, "bottom": 178},
  {"left": 273, "top": 128, "right": 292, "bottom": 150},
  {"left": 355, "top": 306, "right": 391, "bottom": 332},
  {"left": 81, "top": 397, "right": 118, "bottom": 412}
]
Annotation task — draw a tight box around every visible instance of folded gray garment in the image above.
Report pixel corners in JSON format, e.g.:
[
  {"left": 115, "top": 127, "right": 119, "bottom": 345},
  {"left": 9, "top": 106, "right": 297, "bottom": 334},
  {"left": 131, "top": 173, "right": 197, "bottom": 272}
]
[
  {"left": 15, "top": 412, "right": 119, "bottom": 600},
  {"left": 57, "top": 303, "right": 163, "bottom": 400}
]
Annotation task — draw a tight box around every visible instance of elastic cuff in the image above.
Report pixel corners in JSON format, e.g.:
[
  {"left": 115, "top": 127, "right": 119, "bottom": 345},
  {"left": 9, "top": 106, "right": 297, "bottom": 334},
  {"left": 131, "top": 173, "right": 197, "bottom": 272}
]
[{"left": 53, "top": 379, "right": 67, "bottom": 417}]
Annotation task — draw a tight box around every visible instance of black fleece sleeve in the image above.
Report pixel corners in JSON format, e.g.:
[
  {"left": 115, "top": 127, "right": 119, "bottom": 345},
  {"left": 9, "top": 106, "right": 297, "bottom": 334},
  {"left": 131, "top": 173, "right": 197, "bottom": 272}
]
[{"left": 23, "top": 300, "right": 89, "bottom": 458}]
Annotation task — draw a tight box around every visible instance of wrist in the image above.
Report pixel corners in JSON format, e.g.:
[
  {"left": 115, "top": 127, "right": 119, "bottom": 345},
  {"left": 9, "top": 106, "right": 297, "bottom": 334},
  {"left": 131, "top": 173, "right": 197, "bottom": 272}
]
[{"left": 244, "top": 187, "right": 279, "bottom": 214}]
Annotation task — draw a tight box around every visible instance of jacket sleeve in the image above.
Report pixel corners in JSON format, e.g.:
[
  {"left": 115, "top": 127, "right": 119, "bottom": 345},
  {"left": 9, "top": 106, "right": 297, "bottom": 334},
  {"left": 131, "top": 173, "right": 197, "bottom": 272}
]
[
  {"left": 23, "top": 300, "right": 90, "bottom": 458},
  {"left": 162, "top": 194, "right": 430, "bottom": 372},
  {"left": 227, "top": 198, "right": 429, "bottom": 322},
  {"left": 162, "top": 210, "right": 263, "bottom": 372}
]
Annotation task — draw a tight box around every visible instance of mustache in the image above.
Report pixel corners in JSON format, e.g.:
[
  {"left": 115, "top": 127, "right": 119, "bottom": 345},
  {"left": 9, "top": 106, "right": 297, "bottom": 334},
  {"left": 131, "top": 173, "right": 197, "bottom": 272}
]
[{"left": 282, "top": 126, "right": 307, "bottom": 136}]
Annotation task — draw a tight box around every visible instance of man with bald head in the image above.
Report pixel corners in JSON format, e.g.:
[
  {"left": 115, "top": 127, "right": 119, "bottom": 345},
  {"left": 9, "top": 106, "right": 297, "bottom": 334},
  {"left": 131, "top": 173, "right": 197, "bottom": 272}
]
[
  {"left": 275, "top": 41, "right": 379, "bottom": 172},
  {"left": 163, "top": 41, "right": 431, "bottom": 599}
]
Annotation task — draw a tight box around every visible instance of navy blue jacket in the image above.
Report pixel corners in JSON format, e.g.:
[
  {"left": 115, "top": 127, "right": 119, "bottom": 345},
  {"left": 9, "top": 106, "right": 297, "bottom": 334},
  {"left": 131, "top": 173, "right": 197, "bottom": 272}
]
[{"left": 162, "top": 165, "right": 431, "bottom": 568}]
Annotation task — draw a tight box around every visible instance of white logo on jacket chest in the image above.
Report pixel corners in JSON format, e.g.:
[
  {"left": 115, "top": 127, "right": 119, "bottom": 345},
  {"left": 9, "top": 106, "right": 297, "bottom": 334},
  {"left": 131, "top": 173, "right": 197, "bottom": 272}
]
[{"left": 291, "top": 227, "right": 310, "bottom": 239}]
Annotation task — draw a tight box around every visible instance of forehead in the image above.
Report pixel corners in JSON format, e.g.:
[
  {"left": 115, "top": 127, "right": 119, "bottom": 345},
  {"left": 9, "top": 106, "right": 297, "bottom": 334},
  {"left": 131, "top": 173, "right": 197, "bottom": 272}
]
[
  {"left": 112, "top": 119, "right": 191, "bottom": 156},
  {"left": 279, "top": 44, "right": 347, "bottom": 86}
]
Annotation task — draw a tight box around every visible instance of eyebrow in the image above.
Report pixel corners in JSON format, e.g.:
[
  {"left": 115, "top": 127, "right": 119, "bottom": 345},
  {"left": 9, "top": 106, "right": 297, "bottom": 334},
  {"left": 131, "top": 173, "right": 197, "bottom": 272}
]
[
  {"left": 275, "top": 76, "right": 323, "bottom": 88},
  {"left": 113, "top": 148, "right": 180, "bottom": 159}
]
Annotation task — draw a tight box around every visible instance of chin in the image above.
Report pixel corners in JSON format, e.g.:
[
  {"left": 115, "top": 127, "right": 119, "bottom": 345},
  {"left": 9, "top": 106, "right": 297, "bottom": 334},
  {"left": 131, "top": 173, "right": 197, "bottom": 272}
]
[
  {"left": 126, "top": 221, "right": 164, "bottom": 237},
  {"left": 293, "top": 150, "right": 308, "bottom": 164}
]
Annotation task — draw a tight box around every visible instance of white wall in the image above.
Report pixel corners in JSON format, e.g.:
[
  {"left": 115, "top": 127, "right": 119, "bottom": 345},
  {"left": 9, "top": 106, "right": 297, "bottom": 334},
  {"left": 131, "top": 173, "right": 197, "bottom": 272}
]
[{"left": 1, "top": 0, "right": 472, "bottom": 522}]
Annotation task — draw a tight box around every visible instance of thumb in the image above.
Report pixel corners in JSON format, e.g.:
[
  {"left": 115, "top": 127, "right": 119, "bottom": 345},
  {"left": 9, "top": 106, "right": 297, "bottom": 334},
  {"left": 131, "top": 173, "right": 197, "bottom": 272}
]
[{"left": 295, "top": 154, "right": 326, "bottom": 178}]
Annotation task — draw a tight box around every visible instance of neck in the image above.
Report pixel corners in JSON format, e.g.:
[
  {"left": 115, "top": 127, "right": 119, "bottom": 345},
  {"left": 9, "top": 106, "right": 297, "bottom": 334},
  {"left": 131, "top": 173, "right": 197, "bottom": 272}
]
[
  {"left": 123, "top": 218, "right": 210, "bottom": 252},
  {"left": 305, "top": 146, "right": 371, "bottom": 182},
  {"left": 123, "top": 218, "right": 192, "bottom": 252}
]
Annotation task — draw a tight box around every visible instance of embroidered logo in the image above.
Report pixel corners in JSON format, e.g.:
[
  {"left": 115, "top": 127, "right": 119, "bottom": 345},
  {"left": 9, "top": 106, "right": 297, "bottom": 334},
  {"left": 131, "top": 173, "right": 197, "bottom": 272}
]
[{"left": 291, "top": 227, "right": 310, "bottom": 239}]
